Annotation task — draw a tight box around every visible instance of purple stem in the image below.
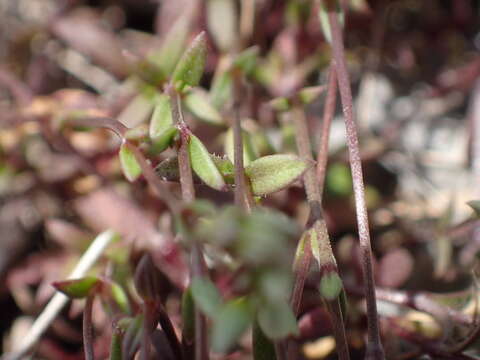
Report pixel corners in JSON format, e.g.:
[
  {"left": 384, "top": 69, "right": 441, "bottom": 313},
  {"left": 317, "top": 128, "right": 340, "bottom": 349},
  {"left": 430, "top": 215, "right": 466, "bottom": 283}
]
[
  {"left": 327, "top": 6, "right": 384, "bottom": 359},
  {"left": 316, "top": 64, "right": 337, "bottom": 200}
]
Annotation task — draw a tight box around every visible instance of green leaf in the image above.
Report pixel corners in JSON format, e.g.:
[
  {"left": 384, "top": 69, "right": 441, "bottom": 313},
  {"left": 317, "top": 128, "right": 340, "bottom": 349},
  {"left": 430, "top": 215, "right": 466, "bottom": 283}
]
[
  {"left": 258, "top": 270, "right": 292, "bottom": 303},
  {"left": 211, "top": 298, "right": 252, "bottom": 353},
  {"left": 224, "top": 127, "right": 258, "bottom": 166},
  {"left": 319, "top": 271, "right": 343, "bottom": 300},
  {"left": 188, "top": 134, "right": 227, "bottom": 191},
  {"left": 206, "top": 0, "right": 237, "bottom": 52},
  {"left": 257, "top": 300, "right": 299, "bottom": 339},
  {"left": 326, "top": 163, "right": 352, "bottom": 197},
  {"left": 467, "top": 200, "right": 480, "bottom": 217},
  {"left": 184, "top": 89, "right": 223, "bottom": 125},
  {"left": 149, "top": 94, "right": 173, "bottom": 139},
  {"left": 148, "top": 15, "right": 190, "bottom": 77},
  {"left": 209, "top": 61, "right": 233, "bottom": 109},
  {"left": 109, "top": 282, "right": 130, "bottom": 314},
  {"left": 190, "top": 277, "right": 223, "bottom": 318},
  {"left": 233, "top": 46, "right": 260, "bottom": 76},
  {"left": 119, "top": 143, "right": 142, "bottom": 182},
  {"left": 252, "top": 319, "right": 277, "bottom": 360},
  {"left": 269, "top": 97, "right": 290, "bottom": 112},
  {"left": 245, "top": 154, "right": 310, "bottom": 196},
  {"left": 211, "top": 155, "right": 235, "bottom": 184},
  {"left": 53, "top": 276, "right": 100, "bottom": 299},
  {"left": 150, "top": 127, "right": 178, "bottom": 154},
  {"left": 181, "top": 287, "right": 195, "bottom": 343},
  {"left": 298, "top": 86, "right": 326, "bottom": 105},
  {"left": 172, "top": 32, "right": 207, "bottom": 92}
]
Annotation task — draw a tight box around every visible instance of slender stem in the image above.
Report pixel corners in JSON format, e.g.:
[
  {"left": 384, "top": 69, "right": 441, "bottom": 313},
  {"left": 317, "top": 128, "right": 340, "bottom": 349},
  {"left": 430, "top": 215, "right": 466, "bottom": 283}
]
[
  {"left": 83, "top": 293, "right": 95, "bottom": 360},
  {"left": 290, "top": 103, "right": 349, "bottom": 360},
  {"left": 290, "top": 233, "right": 313, "bottom": 316},
  {"left": 232, "top": 74, "right": 253, "bottom": 212},
  {"left": 327, "top": 7, "right": 384, "bottom": 359},
  {"left": 316, "top": 64, "right": 337, "bottom": 200},
  {"left": 170, "top": 91, "right": 209, "bottom": 360}
]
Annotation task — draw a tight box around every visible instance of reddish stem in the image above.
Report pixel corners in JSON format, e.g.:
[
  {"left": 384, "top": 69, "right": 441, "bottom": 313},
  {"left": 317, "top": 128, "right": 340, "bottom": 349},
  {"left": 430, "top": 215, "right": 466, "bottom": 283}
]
[
  {"left": 83, "top": 293, "right": 95, "bottom": 360},
  {"left": 327, "top": 6, "right": 384, "bottom": 359},
  {"left": 316, "top": 64, "right": 337, "bottom": 200}
]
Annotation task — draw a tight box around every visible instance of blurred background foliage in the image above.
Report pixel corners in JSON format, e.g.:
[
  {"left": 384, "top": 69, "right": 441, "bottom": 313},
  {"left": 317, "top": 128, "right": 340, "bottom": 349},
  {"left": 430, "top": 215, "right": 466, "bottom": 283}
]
[{"left": 1, "top": 0, "right": 480, "bottom": 359}]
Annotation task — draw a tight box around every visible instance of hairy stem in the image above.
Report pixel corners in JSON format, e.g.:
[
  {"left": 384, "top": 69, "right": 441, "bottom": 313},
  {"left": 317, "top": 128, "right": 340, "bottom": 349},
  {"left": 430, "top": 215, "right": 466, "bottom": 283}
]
[
  {"left": 232, "top": 75, "right": 249, "bottom": 211},
  {"left": 316, "top": 64, "right": 337, "bottom": 200},
  {"left": 290, "top": 103, "right": 349, "bottom": 360},
  {"left": 83, "top": 293, "right": 95, "bottom": 360},
  {"left": 327, "top": 6, "right": 384, "bottom": 359}
]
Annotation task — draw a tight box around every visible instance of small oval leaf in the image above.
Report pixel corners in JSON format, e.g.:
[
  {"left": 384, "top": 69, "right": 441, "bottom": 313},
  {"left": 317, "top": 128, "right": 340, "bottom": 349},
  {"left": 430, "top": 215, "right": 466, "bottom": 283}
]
[
  {"left": 150, "top": 126, "right": 178, "bottom": 154},
  {"left": 149, "top": 94, "right": 173, "bottom": 140},
  {"left": 172, "top": 32, "right": 207, "bottom": 92},
  {"left": 148, "top": 15, "right": 190, "bottom": 77},
  {"left": 53, "top": 276, "right": 100, "bottom": 299},
  {"left": 319, "top": 271, "right": 343, "bottom": 300},
  {"left": 188, "top": 134, "right": 226, "bottom": 191},
  {"left": 190, "top": 277, "right": 223, "bottom": 318},
  {"left": 211, "top": 298, "right": 252, "bottom": 353},
  {"left": 119, "top": 143, "right": 142, "bottom": 182},
  {"left": 245, "top": 154, "right": 310, "bottom": 196},
  {"left": 257, "top": 300, "right": 299, "bottom": 339},
  {"left": 184, "top": 89, "right": 223, "bottom": 125}
]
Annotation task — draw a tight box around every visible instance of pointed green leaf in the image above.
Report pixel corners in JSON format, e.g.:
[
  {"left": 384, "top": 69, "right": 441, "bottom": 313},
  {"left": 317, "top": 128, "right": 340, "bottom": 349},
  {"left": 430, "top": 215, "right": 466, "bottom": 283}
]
[
  {"left": 319, "top": 271, "right": 343, "bottom": 300},
  {"left": 188, "top": 134, "right": 226, "bottom": 191},
  {"left": 149, "top": 94, "right": 173, "bottom": 139},
  {"left": 184, "top": 89, "right": 223, "bottom": 125},
  {"left": 150, "top": 127, "right": 178, "bottom": 154},
  {"left": 245, "top": 154, "right": 310, "bottom": 196},
  {"left": 252, "top": 319, "right": 277, "bottom": 360},
  {"left": 233, "top": 46, "right": 259, "bottom": 76},
  {"left": 109, "top": 282, "right": 130, "bottom": 314},
  {"left": 119, "top": 143, "right": 142, "bottom": 182},
  {"left": 269, "top": 97, "right": 290, "bottom": 112},
  {"left": 148, "top": 15, "right": 190, "bottom": 77},
  {"left": 224, "top": 127, "right": 258, "bottom": 166},
  {"left": 190, "top": 277, "right": 223, "bottom": 318},
  {"left": 257, "top": 300, "right": 299, "bottom": 339},
  {"left": 209, "top": 61, "right": 233, "bottom": 109},
  {"left": 53, "top": 276, "right": 100, "bottom": 299},
  {"left": 211, "top": 298, "right": 252, "bottom": 353},
  {"left": 172, "top": 32, "right": 207, "bottom": 92},
  {"left": 467, "top": 200, "right": 480, "bottom": 217}
]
